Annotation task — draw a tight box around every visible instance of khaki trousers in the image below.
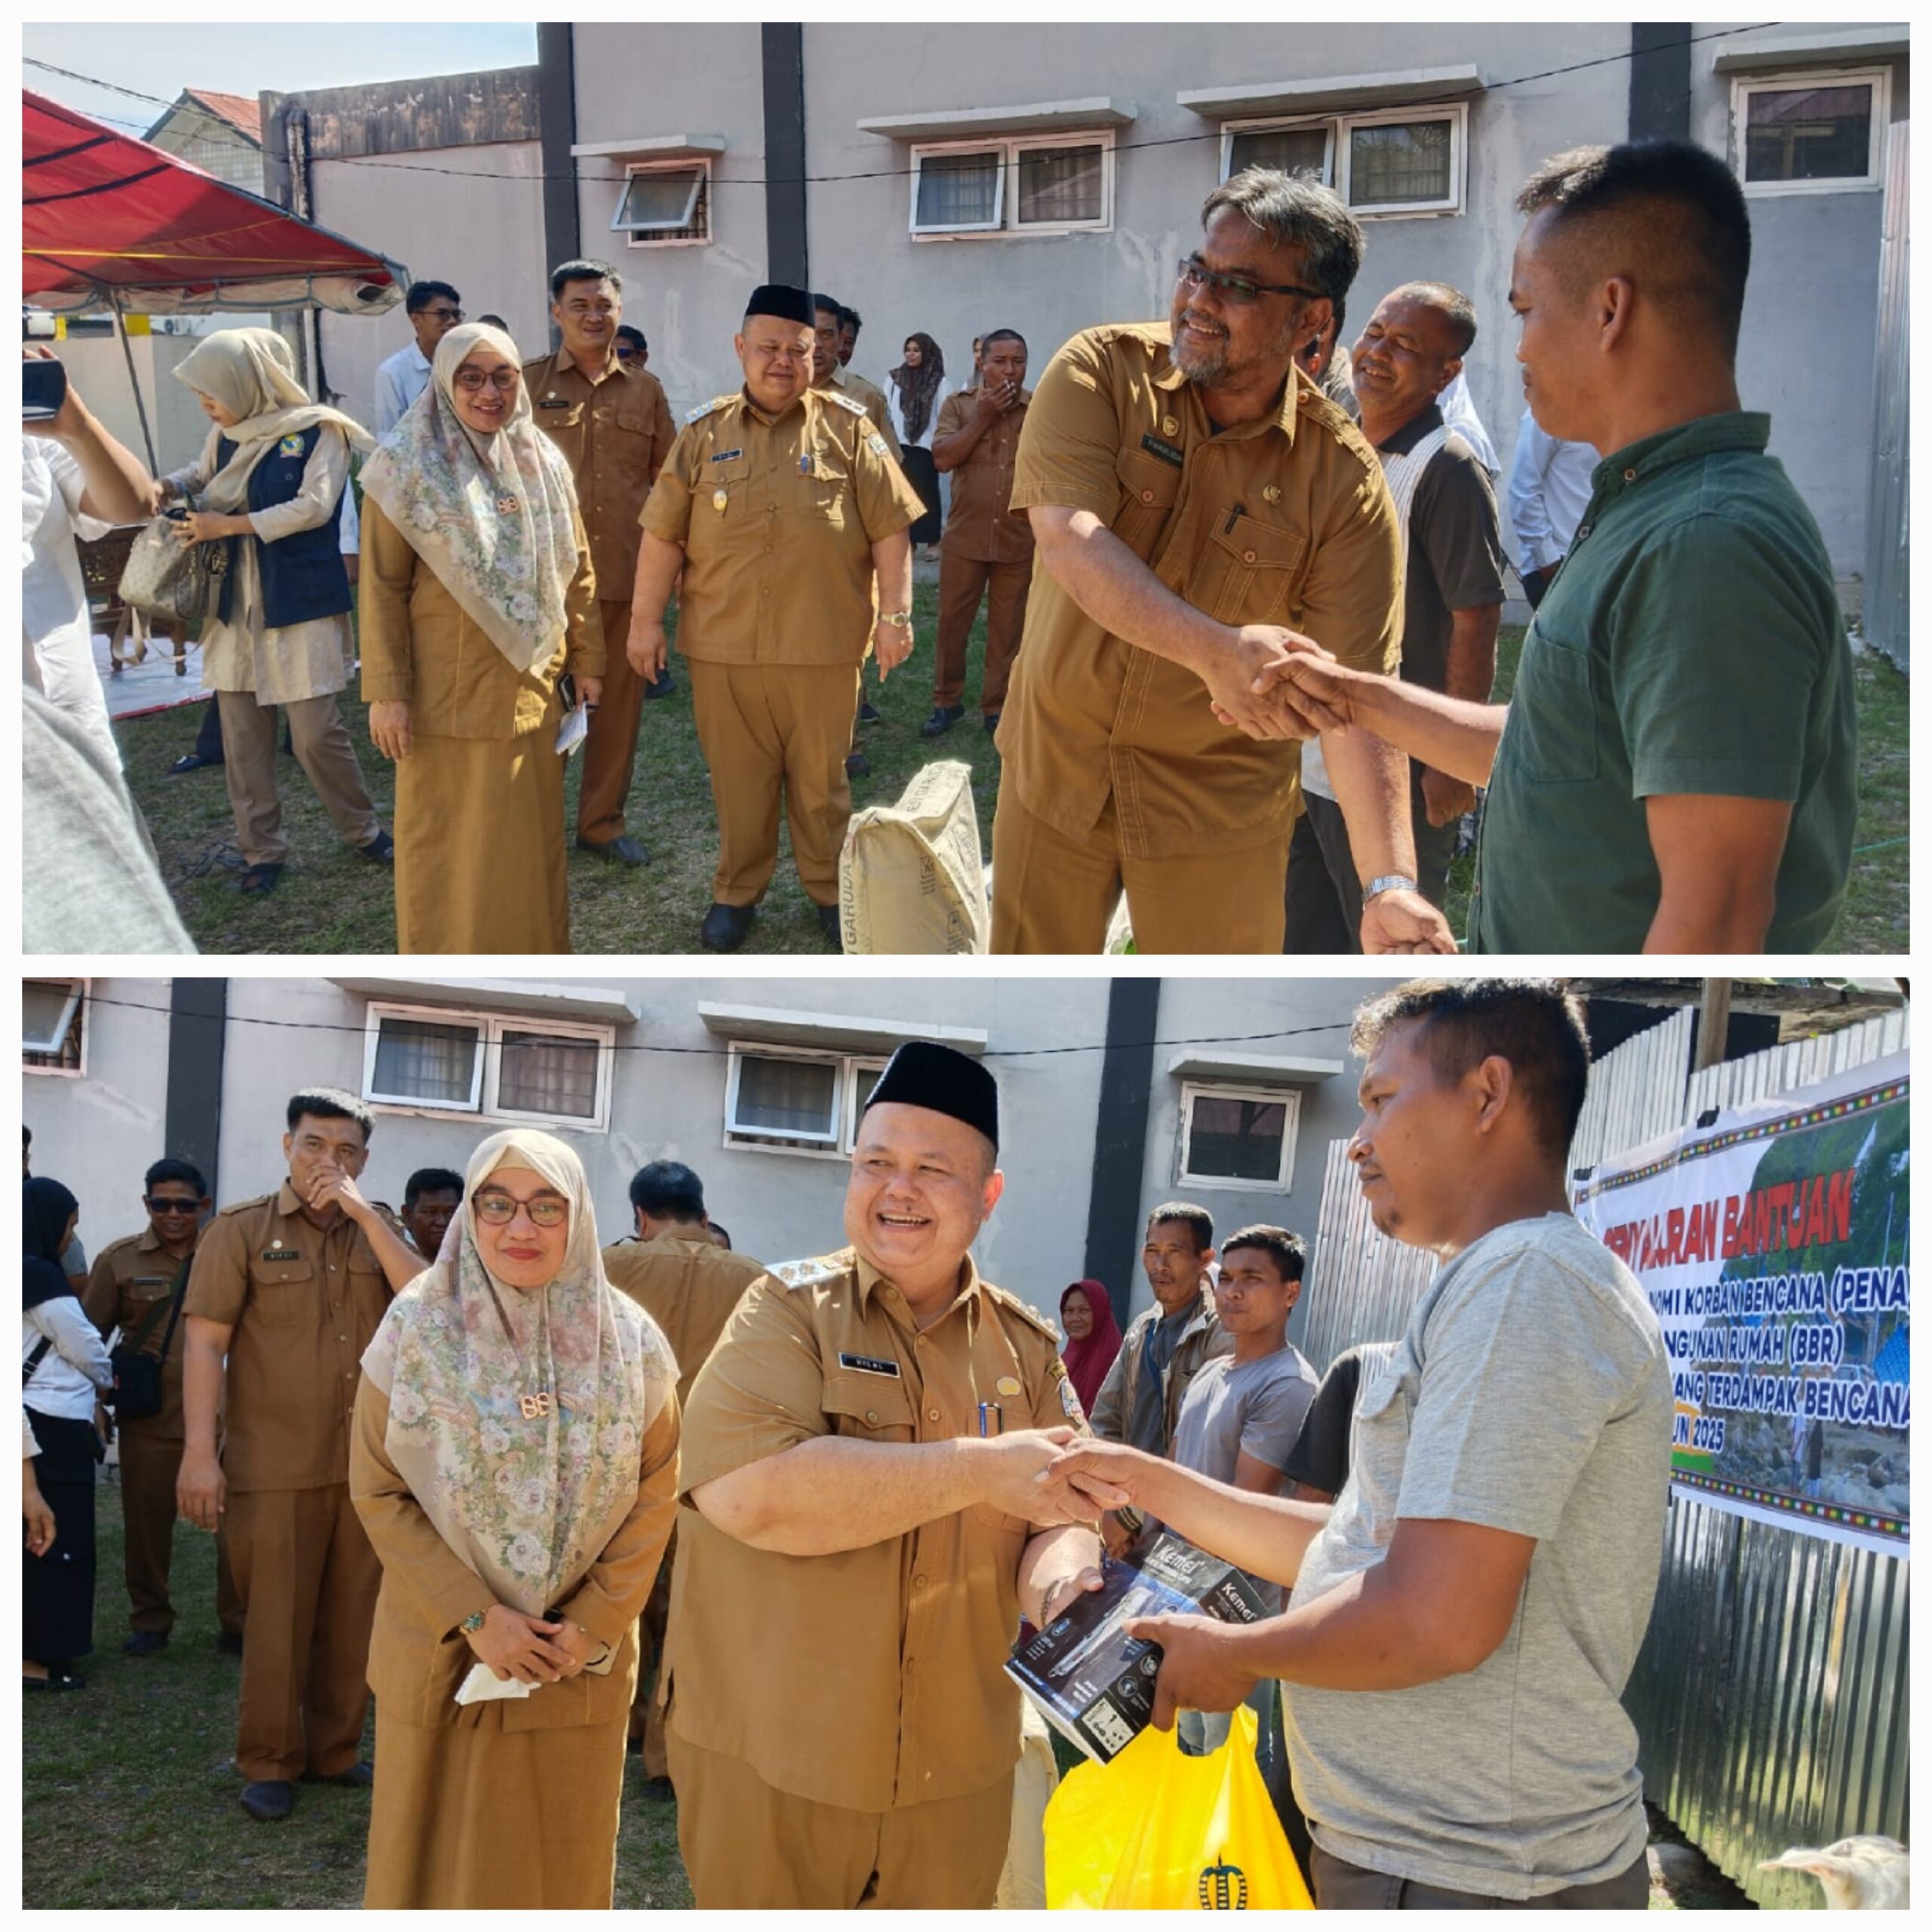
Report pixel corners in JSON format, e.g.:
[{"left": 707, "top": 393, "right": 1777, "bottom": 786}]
[
  {"left": 119, "top": 1426, "right": 242, "bottom": 1638},
  {"left": 628, "top": 1521, "right": 675, "bottom": 1777},
  {"left": 577, "top": 597, "right": 644, "bottom": 844},
  {"left": 934, "top": 552, "right": 1031, "bottom": 715},
  {"left": 667, "top": 1729, "right": 1014, "bottom": 1909},
  {"left": 217, "top": 689, "right": 379, "bottom": 867},
  {"left": 991, "top": 788, "right": 1288, "bottom": 953},
  {"left": 226, "top": 1483, "right": 380, "bottom": 1782},
  {"left": 688, "top": 658, "right": 861, "bottom": 906}
]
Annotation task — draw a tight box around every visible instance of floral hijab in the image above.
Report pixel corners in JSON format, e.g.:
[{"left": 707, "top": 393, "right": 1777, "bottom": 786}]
[
  {"left": 357, "top": 322, "right": 583, "bottom": 675},
  {"left": 360, "top": 1129, "right": 675, "bottom": 1615},
  {"left": 171, "top": 327, "right": 373, "bottom": 512}
]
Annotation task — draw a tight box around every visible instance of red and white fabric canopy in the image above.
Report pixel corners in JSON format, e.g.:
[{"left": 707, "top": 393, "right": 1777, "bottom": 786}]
[{"left": 23, "top": 88, "right": 406, "bottom": 316}]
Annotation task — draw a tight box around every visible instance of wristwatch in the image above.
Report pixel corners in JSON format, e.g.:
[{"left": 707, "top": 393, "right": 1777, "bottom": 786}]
[
  {"left": 460, "top": 1610, "right": 488, "bottom": 1635},
  {"left": 1362, "top": 873, "right": 1419, "bottom": 906},
  {"left": 878, "top": 610, "right": 912, "bottom": 628}
]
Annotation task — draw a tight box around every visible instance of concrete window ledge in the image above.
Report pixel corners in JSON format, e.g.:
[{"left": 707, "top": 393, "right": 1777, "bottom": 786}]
[
  {"left": 1165, "top": 1050, "right": 1345, "bottom": 1085},
  {"left": 1713, "top": 29, "right": 1909, "bottom": 73},
  {"left": 328, "top": 976, "right": 637, "bottom": 1026},
  {"left": 569, "top": 134, "right": 727, "bottom": 160},
  {"left": 858, "top": 97, "right": 1134, "bottom": 141},
  {"left": 1177, "top": 66, "right": 1484, "bottom": 121},
  {"left": 699, "top": 1002, "right": 987, "bottom": 1057}
]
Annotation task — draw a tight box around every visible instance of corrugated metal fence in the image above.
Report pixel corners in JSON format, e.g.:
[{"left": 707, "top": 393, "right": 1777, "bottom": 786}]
[
  {"left": 1299, "top": 1006, "right": 1910, "bottom": 1904},
  {"left": 1863, "top": 118, "right": 1909, "bottom": 669}
]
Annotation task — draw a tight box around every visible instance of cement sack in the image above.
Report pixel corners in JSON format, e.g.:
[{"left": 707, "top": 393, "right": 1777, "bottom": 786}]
[{"left": 838, "top": 758, "right": 988, "bottom": 953}]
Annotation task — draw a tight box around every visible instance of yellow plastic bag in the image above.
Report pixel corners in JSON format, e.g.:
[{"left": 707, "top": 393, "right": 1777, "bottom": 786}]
[{"left": 1044, "top": 1705, "right": 1312, "bottom": 1909}]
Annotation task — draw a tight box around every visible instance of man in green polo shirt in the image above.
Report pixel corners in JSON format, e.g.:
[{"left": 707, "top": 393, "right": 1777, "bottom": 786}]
[{"left": 1267, "top": 139, "right": 1857, "bottom": 955}]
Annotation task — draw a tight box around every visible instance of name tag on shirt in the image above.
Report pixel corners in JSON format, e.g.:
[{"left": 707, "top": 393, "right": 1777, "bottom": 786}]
[
  {"left": 838, "top": 1352, "right": 901, "bottom": 1377},
  {"left": 260, "top": 1247, "right": 302, "bottom": 1264},
  {"left": 1140, "top": 433, "right": 1186, "bottom": 467},
  {"left": 539, "top": 396, "right": 571, "bottom": 410},
  {"left": 709, "top": 448, "right": 743, "bottom": 465}
]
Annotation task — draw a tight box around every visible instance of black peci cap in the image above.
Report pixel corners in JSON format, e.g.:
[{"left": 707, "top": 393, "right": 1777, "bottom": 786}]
[
  {"left": 744, "top": 283, "right": 816, "bottom": 328},
  {"left": 861, "top": 1041, "right": 999, "bottom": 1152}
]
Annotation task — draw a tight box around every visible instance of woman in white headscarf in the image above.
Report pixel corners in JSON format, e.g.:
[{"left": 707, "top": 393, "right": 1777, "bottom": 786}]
[
  {"left": 356, "top": 323, "right": 600, "bottom": 954},
  {"left": 163, "top": 328, "right": 389, "bottom": 897},
  {"left": 351, "top": 1129, "right": 678, "bottom": 1910}
]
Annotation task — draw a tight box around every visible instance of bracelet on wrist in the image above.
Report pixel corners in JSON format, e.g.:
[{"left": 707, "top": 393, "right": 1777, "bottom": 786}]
[{"left": 1361, "top": 873, "right": 1419, "bottom": 907}]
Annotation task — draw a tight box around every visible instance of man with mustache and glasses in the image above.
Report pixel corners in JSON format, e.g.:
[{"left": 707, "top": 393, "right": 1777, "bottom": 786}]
[{"left": 989, "top": 168, "right": 1451, "bottom": 957}]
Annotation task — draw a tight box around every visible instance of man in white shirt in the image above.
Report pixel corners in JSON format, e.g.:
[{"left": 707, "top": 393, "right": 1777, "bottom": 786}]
[
  {"left": 1505, "top": 405, "right": 1597, "bottom": 608},
  {"left": 22, "top": 350, "right": 161, "bottom": 770},
  {"left": 372, "top": 280, "right": 462, "bottom": 435}
]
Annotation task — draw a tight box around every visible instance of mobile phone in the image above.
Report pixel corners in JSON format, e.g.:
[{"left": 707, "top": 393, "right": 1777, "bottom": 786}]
[
  {"left": 23, "top": 357, "right": 67, "bottom": 423},
  {"left": 558, "top": 672, "right": 579, "bottom": 711}
]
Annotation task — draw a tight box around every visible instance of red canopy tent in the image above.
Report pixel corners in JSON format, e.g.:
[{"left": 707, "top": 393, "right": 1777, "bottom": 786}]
[{"left": 23, "top": 87, "right": 407, "bottom": 316}]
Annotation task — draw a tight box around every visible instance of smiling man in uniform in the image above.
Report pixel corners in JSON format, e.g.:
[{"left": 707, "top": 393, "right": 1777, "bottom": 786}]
[
  {"left": 990, "top": 168, "right": 1452, "bottom": 955},
  {"left": 661, "top": 1041, "right": 1102, "bottom": 1907},
  {"left": 629, "top": 284, "right": 924, "bottom": 952},
  {"left": 522, "top": 258, "right": 676, "bottom": 868}
]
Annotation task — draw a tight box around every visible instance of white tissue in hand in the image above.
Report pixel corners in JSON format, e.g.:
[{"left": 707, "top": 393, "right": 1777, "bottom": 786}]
[{"left": 455, "top": 1662, "right": 537, "bottom": 1704}]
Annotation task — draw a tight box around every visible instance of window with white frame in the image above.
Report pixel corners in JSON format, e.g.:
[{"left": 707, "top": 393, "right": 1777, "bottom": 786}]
[
  {"left": 724, "top": 1044, "right": 889, "bottom": 1157},
  {"left": 361, "top": 1003, "right": 614, "bottom": 1129},
  {"left": 611, "top": 158, "right": 712, "bottom": 246},
  {"left": 1732, "top": 69, "right": 1887, "bottom": 192},
  {"left": 23, "top": 978, "right": 85, "bottom": 1075},
  {"left": 1177, "top": 1082, "right": 1301, "bottom": 1190},
  {"left": 911, "top": 131, "right": 1113, "bottom": 237},
  {"left": 1223, "top": 102, "right": 1466, "bottom": 216}
]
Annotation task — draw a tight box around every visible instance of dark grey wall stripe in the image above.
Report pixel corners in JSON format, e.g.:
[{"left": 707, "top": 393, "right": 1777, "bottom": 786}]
[
  {"left": 164, "top": 979, "right": 228, "bottom": 1203},
  {"left": 536, "top": 22, "right": 581, "bottom": 324},
  {"left": 1081, "top": 979, "right": 1161, "bottom": 1330},
  {"left": 1629, "top": 24, "right": 1694, "bottom": 144},
  {"left": 761, "top": 24, "right": 809, "bottom": 285}
]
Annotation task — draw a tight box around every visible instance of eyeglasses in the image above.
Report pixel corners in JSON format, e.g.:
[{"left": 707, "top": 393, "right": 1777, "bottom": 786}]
[
  {"left": 423, "top": 307, "right": 464, "bottom": 322},
  {"left": 1177, "top": 257, "right": 1324, "bottom": 306},
  {"left": 144, "top": 1197, "right": 199, "bottom": 1215},
  {"left": 454, "top": 368, "right": 520, "bottom": 394},
  {"left": 472, "top": 1190, "right": 568, "bottom": 1227}
]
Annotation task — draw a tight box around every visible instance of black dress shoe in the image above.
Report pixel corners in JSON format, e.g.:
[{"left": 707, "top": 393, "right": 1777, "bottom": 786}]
[
  {"left": 168, "top": 752, "right": 220, "bottom": 774},
  {"left": 23, "top": 1668, "right": 85, "bottom": 1691},
  {"left": 236, "top": 862, "right": 283, "bottom": 897},
  {"left": 920, "top": 705, "right": 964, "bottom": 738},
  {"left": 816, "top": 902, "right": 842, "bottom": 948},
  {"left": 858, "top": 700, "right": 881, "bottom": 724},
  {"left": 215, "top": 1630, "right": 244, "bottom": 1657},
  {"left": 982, "top": 711, "right": 1001, "bottom": 734},
  {"left": 123, "top": 1631, "right": 168, "bottom": 1657},
  {"left": 845, "top": 749, "right": 870, "bottom": 779},
  {"left": 241, "top": 1780, "right": 294, "bottom": 1823},
  {"left": 356, "top": 829, "right": 395, "bottom": 864},
  {"left": 303, "top": 1761, "right": 373, "bottom": 1788},
  {"left": 643, "top": 672, "right": 675, "bottom": 700},
  {"left": 577, "top": 833, "right": 650, "bottom": 866},
  {"left": 700, "top": 902, "right": 756, "bottom": 952}
]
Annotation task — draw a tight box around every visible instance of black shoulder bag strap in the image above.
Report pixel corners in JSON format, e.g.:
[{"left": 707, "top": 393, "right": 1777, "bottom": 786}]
[
  {"left": 23, "top": 1337, "right": 54, "bottom": 1386},
  {"left": 126, "top": 1252, "right": 196, "bottom": 1365}
]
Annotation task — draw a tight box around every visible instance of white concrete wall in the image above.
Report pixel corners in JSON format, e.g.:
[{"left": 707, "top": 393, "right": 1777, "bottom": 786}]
[
  {"left": 54, "top": 330, "right": 218, "bottom": 481},
  {"left": 22, "top": 980, "right": 174, "bottom": 1248},
  {"left": 571, "top": 21, "right": 770, "bottom": 424},
  {"left": 1690, "top": 24, "right": 1908, "bottom": 578},
  {"left": 309, "top": 141, "right": 548, "bottom": 431}
]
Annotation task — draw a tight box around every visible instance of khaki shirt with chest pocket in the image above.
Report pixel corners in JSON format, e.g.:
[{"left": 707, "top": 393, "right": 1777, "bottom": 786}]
[
  {"left": 663, "top": 1247, "right": 1084, "bottom": 1813},
  {"left": 641, "top": 388, "right": 924, "bottom": 667},
  {"left": 1000, "top": 321, "right": 1405, "bottom": 860}
]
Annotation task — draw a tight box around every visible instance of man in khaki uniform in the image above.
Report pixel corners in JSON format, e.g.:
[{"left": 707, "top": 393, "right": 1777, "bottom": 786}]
[
  {"left": 814, "top": 292, "right": 901, "bottom": 459},
  {"left": 630, "top": 284, "right": 924, "bottom": 952},
  {"left": 924, "top": 328, "right": 1035, "bottom": 738},
  {"left": 663, "top": 1041, "right": 1103, "bottom": 1909},
  {"left": 177, "top": 1088, "right": 426, "bottom": 1823},
  {"left": 523, "top": 257, "right": 676, "bottom": 866},
  {"left": 82, "top": 1157, "right": 244, "bottom": 1655},
  {"left": 601, "top": 1159, "right": 764, "bottom": 1786},
  {"left": 990, "top": 168, "right": 1458, "bottom": 955}
]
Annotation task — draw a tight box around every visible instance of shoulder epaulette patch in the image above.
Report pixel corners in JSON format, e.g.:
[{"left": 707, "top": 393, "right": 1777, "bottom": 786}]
[
  {"left": 766, "top": 1254, "right": 847, "bottom": 1291},
  {"left": 685, "top": 395, "right": 735, "bottom": 424},
  {"left": 986, "top": 1281, "right": 1060, "bottom": 1343}
]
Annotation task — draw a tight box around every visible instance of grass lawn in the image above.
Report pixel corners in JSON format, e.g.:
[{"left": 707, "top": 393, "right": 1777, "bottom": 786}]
[
  {"left": 22, "top": 1480, "right": 692, "bottom": 1909},
  {"left": 128, "top": 599, "right": 1907, "bottom": 956},
  {"left": 1441, "top": 627, "right": 1908, "bottom": 952}
]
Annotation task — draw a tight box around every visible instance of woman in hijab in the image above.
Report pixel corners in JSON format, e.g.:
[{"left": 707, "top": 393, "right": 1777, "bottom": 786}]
[
  {"left": 1059, "top": 1278, "right": 1123, "bottom": 1422},
  {"left": 352, "top": 1129, "right": 678, "bottom": 1909},
  {"left": 22, "top": 1177, "right": 114, "bottom": 1690},
  {"left": 163, "top": 328, "right": 389, "bottom": 897},
  {"left": 357, "top": 324, "right": 600, "bottom": 954},
  {"left": 886, "top": 332, "right": 948, "bottom": 554}
]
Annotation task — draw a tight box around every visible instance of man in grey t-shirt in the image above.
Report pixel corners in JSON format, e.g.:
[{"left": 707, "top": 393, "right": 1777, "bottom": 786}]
[{"left": 1041, "top": 980, "right": 1671, "bottom": 1908}]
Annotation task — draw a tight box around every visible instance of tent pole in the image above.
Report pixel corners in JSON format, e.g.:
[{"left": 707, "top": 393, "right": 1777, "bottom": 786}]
[{"left": 109, "top": 292, "right": 160, "bottom": 473}]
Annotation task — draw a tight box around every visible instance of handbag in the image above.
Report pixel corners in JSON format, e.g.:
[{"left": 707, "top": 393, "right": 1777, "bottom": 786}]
[
  {"left": 117, "top": 505, "right": 230, "bottom": 626},
  {"left": 109, "top": 1255, "right": 193, "bottom": 1420}
]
